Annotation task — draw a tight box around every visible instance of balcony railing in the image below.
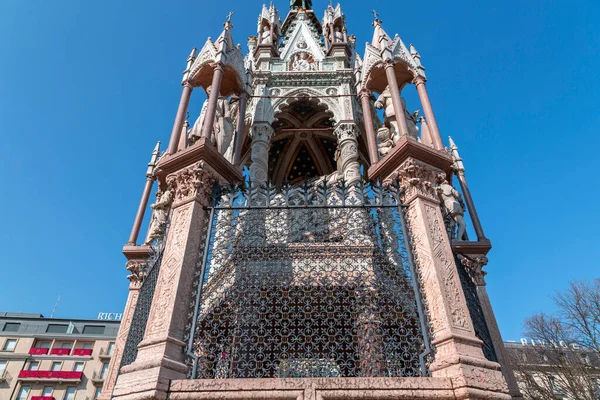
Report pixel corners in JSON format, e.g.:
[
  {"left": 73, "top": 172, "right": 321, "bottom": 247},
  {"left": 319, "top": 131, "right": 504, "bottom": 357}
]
[
  {"left": 29, "top": 348, "right": 50, "bottom": 355},
  {"left": 31, "top": 396, "right": 55, "bottom": 400},
  {"left": 49, "top": 348, "right": 71, "bottom": 356},
  {"left": 18, "top": 370, "right": 83, "bottom": 381},
  {"left": 72, "top": 348, "right": 93, "bottom": 356}
]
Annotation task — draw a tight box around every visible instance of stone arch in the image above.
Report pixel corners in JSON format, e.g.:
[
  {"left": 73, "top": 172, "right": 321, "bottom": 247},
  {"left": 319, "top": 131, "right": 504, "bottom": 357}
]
[{"left": 272, "top": 87, "right": 341, "bottom": 123}]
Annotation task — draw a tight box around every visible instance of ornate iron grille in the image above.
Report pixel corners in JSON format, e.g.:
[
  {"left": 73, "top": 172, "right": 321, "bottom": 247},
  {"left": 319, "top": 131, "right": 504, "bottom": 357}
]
[
  {"left": 120, "top": 236, "right": 167, "bottom": 368},
  {"left": 186, "top": 180, "right": 432, "bottom": 379},
  {"left": 456, "top": 258, "right": 498, "bottom": 363}
]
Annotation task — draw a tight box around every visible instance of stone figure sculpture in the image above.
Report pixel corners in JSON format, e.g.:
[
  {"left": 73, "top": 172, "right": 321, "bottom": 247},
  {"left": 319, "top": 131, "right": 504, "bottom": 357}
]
[
  {"left": 377, "top": 126, "right": 394, "bottom": 157},
  {"left": 260, "top": 25, "right": 272, "bottom": 45},
  {"left": 436, "top": 175, "right": 468, "bottom": 241},
  {"left": 374, "top": 86, "right": 400, "bottom": 144},
  {"left": 189, "top": 86, "right": 235, "bottom": 160},
  {"left": 401, "top": 97, "right": 419, "bottom": 140},
  {"left": 145, "top": 187, "right": 173, "bottom": 245},
  {"left": 334, "top": 27, "right": 344, "bottom": 43},
  {"left": 290, "top": 0, "right": 312, "bottom": 10},
  {"left": 292, "top": 53, "right": 315, "bottom": 71}
]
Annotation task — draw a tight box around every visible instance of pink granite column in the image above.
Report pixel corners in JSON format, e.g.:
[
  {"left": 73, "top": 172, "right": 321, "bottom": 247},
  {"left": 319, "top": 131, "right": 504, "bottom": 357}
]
[
  {"left": 201, "top": 64, "right": 225, "bottom": 144},
  {"left": 395, "top": 158, "right": 510, "bottom": 399},
  {"left": 98, "top": 255, "right": 149, "bottom": 400},
  {"left": 384, "top": 62, "right": 409, "bottom": 138},
  {"left": 112, "top": 163, "right": 217, "bottom": 400},
  {"left": 167, "top": 82, "right": 194, "bottom": 155},
  {"left": 127, "top": 178, "right": 154, "bottom": 245},
  {"left": 359, "top": 89, "right": 380, "bottom": 165},
  {"left": 414, "top": 76, "right": 444, "bottom": 151},
  {"left": 232, "top": 92, "right": 248, "bottom": 167}
]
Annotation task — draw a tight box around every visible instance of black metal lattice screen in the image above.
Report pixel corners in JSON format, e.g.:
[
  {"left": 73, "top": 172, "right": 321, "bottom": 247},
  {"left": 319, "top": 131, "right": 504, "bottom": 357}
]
[
  {"left": 120, "top": 247, "right": 164, "bottom": 368},
  {"left": 186, "top": 181, "right": 431, "bottom": 379}
]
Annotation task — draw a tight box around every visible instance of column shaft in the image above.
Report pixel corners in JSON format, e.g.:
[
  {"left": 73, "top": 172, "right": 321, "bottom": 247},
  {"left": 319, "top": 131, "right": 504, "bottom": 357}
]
[
  {"left": 384, "top": 63, "right": 409, "bottom": 137},
  {"left": 233, "top": 93, "right": 248, "bottom": 167},
  {"left": 167, "top": 82, "right": 193, "bottom": 155},
  {"left": 249, "top": 123, "right": 273, "bottom": 184},
  {"left": 359, "top": 90, "right": 380, "bottom": 165},
  {"left": 334, "top": 123, "right": 361, "bottom": 184},
  {"left": 414, "top": 78, "right": 444, "bottom": 150},
  {"left": 127, "top": 178, "right": 154, "bottom": 245},
  {"left": 457, "top": 172, "right": 486, "bottom": 240},
  {"left": 201, "top": 65, "right": 225, "bottom": 143}
]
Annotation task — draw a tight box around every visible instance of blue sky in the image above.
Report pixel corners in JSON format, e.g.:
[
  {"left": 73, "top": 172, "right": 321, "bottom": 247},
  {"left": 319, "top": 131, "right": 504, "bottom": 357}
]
[{"left": 0, "top": 0, "right": 598, "bottom": 342}]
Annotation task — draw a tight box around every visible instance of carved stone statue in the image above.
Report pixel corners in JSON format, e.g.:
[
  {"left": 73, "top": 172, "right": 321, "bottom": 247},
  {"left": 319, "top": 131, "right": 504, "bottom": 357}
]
[
  {"left": 436, "top": 175, "right": 468, "bottom": 241},
  {"left": 290, "top": 0, "right": 312, "bottom": 10},
  {"left": 292, "top": 52, "right": 315, "bottom": 71},
  {"left": 189, "top": 85, "right": 235, "bottom": 161},
  {"left": 374, "top": 86, "right": 400, "bottom": 144},
  {"left": 145, "top": 187, "right": 173, "bottom": 245},
  {"left": 334, "top": 27, "right": 344, "bottom": 43},
  {"left": 326, "top": 146, "right": 344, "bottom": 185},
  {"left": 260, "top": 25, "right": 272, "bottom": 45},
  {"left": 401, "top": 97, "right": 419, "bottom": 140},
  {"left": 377, "top": 126, "right": 394, "bottom": 157}
]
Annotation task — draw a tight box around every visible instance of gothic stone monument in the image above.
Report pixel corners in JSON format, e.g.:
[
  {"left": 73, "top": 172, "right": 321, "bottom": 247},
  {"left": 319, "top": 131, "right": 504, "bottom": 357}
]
[{"left": 99, "top": 2, "right": 522, "bottom": 399}]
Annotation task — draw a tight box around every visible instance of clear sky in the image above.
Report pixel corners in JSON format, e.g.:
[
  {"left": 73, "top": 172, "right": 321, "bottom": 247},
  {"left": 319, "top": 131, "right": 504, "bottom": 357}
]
[{"left": 0, "top": 0, "right": 598, "bottom": 342}]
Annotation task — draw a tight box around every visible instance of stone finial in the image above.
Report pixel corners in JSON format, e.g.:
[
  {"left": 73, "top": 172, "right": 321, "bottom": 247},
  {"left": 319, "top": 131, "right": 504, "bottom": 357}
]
[
  {"left": 182, "top": 47, "right": 197, "bottom": 83},
  {"left": 146, "top": 141, "right": 161, "bottom": 178},
  {"left": 448, "top": 136, "right": 465, "bottom": 173}
]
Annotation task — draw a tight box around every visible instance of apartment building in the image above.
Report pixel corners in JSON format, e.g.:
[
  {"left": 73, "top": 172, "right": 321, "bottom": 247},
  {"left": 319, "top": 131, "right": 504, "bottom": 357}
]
[{"left": 0, "top": 312, "right": 119, "bottom": 400}]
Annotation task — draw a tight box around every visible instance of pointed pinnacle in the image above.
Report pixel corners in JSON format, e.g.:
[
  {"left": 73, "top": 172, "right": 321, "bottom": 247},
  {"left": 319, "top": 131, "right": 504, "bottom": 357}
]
[
  {"left": 147, "top": 141, "right": 161, "bottom": 177},
  {"left": 187, "top": 47, "right": 197, "bottom": 62}
]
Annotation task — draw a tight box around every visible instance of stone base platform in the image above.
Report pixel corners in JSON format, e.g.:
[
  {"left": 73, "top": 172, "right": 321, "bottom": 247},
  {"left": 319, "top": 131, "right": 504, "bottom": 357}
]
[{"left": 169, "top": 377, "right": 463, "bottom": 400}]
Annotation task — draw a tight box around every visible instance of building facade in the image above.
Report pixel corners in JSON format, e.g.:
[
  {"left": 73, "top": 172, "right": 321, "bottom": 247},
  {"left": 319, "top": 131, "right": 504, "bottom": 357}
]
[
  {"left": 100, "top": 1, "right": 523, "bottom": 399},
  {"left": 505, "top": 341, "right": 600, "bottom": 399},
  {"left": 0, "top": 313, "right": 119, "bottom": 400}
]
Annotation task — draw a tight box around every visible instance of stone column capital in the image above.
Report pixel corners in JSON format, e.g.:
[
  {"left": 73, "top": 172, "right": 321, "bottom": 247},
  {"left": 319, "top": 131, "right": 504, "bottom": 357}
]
[
  {"left": 393, "top": 158, "right": 441, "bottom": 203},
  {"left": 182, "top": 80, "right": 194, "bottom": 89},
  {"left": 126, "top": 259, "right": 148, "bottom": 289},
  {"left": 412, "top": 75, "right": 427, "bottom": 86},
  {"left": 213, "top": 62, "right": 225, "bottom": 73},
  {"left": 457, "top": 254, "right": 489, "bottom": 286},
  {"left": 166, "top": 161, "right": 217, "bottom": 207},
  {"left": 249, "top": 122, "right": 274, "bottom": 142},
  {"left": 334, "top": 122, "right": 359, "bottom": 141},
  {"left": 358, "top": 88, "right": 372, "bottom": 99}
]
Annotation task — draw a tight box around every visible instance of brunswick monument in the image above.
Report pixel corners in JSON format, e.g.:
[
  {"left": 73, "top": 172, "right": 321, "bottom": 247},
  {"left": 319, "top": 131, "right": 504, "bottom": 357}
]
[{"left": 99, "top": 1, "right": 522, "bottom": 399}]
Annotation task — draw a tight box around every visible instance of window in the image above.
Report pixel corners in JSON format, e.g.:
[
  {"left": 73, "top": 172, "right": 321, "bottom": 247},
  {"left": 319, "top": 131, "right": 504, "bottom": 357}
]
[
  {"left": 37, "top": 341, "right": 51, "bottom": 349},
  {"left": 3, "top": 323, "right": 20, "bottom": 332},
  {"left": 16, "top": 385, "right": 30, "bottom": 400},
  {"left": 50, "top": 362, "right": 62, "bottom": 371},
  {"left": 107, "top": 342, "right": 115, "bottom": 355},
  {"left": 582, "top": 353, "right": 591, "bottom": 365},
  {"left": 63, "top": 387, "right": 76, "bottom": 400},
  {"left": 94, "top": 387, "right": 102, "bottom": 400},
  {"left": 82, "top": 342, "right": 93, "bottom": 350},
  {"left": 42, "top": 387, "right": 53, "bottom": 396},
  {"left": 100, "top": 362, "right": 109, "bottom": 379},
  {"left": 0, "top": 360, "right": 7, "bottom": 376},
  {"left": 73, "top": 362, "right": 84, "bottom": 372},
  {"left": 60, "top": 342, "right": 73, "bottom": 349},
  {"left": 82, "top": 325, "right": 105, "bottom": 335},
  {"left": 2, "top": 339, "right": 17, "bottom": 351},
  {"left": 46, "top": 324, "right": 69, "bottom": 334},
  {"left": 28, "top": 361, "right": 40, "bottom": 371}
]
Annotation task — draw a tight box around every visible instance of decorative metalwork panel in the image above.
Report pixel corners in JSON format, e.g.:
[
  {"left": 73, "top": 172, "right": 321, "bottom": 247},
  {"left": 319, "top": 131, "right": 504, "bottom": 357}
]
[
  {"left": 186, "top": 181, "right": 431, "bottom": 379},
  {"left": 120, "top": 240, "right": 166, "bottom": 368},
  {"left": 456, "top": 258, "right": 497, "bottom": 363}
]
